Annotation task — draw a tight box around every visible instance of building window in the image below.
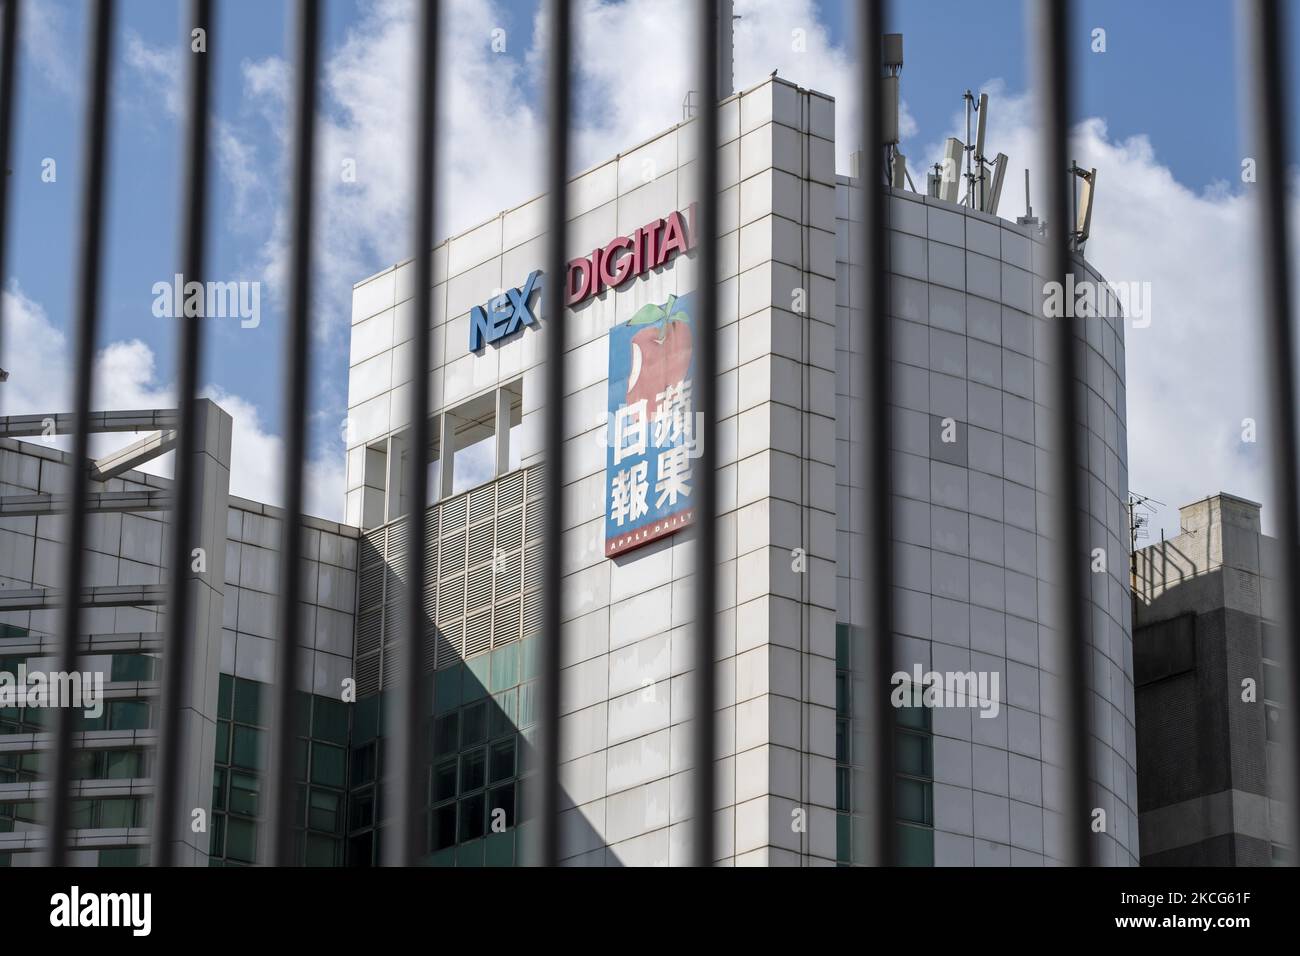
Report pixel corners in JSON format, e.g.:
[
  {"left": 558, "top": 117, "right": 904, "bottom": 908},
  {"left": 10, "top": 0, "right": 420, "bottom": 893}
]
[
  {"left": 1265, "top": 704, "right": 1282, "bottom": 743},
  {"left": 110, "top": 653, "right": 158, "bottom": 682},
  {"left": 209, "top": 675, "right": 348, "bottom": 866},
  {"left": 1261, "top": 662, "right": 1282, "bottom": 705},
  {"left": 1261, "top": 626, "right": 1285, "bottom": 747},
  {"left": 349, "top": 641, "right": 536, "bottom": 867},
  {"left": 1261, "top": 623, "right": 1282, "bottom": 662},
  {"left": 833, "top": 623, "right": 935, "bottom": 866},
  {"left": 897, "top": 823, "right": 935, "bottom": 866}
]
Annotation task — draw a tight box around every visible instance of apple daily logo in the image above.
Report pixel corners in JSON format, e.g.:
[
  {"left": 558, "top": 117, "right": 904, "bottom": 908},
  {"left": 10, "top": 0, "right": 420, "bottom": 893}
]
[
  {"left": 466, "top": 205, "right": 697, "bottom": 354},
  {"left": 469, "top": 269, "right": 542, "bottom": 352},
  {"left": 50, "top": 886, "right": 151, "bottom": 937}
]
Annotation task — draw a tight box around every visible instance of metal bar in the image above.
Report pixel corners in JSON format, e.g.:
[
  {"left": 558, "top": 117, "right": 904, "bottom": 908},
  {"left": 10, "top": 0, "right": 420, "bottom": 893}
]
[
  {"left": 4, "top": 782, "right": 156, "bottom": 801},
  {"left": 0, "top": 0, "right": 19, "bottom": 388},
  {"left": 5, "top": 832, "right": 152, "bottom": 852},
  {"left": 538, "top": 0, "right": 571, "bottom": 868},
  {"left": 0, "top": 731, "right": 158, "bottom": 754},
  {"left": 853, "top": 0, "right": 896, "bottom": 867},
  {"left": 0, "top": 490, "right": 170, "bottom": 516},
  {"left": 1032, "top": 0, "right": 1092, "bottom": 867},
  {"left": 1245, "top": 0, "right": 1300, "bottom": 866},
  {"left": 153, "top": 0, "right": 213, "bottom": 868},
  {"left": 266, "top": 0, "right": 319, "bottom": 868},
  {"left": 0, "top": 632, "right": 164, "bottom": 656},
  {"left": 1, "top": 584, "right": 166, "bottom": 613},
  {"left": 45, "top": 0, "right": 116, "bottom": 868},
  {"left": 387, "top": 0, "right": 440, "bottom": 868},
  {"left": 689, "top": 0, "right": 720, "bottom": 868},
  {"left": 0, "top": 409, "right": 178, "bottom": 436},
  {"left": 89, "top": 428, "right": 177, "bottom": 481}
]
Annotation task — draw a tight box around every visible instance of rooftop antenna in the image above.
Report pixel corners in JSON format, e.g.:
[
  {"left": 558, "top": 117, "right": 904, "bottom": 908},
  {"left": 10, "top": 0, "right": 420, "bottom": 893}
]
[
  {"left": 717, "top": 0, "right": 736, "bottom": 99},
  {"left": 961, "top": 91, "right": 975, "bottom": 205},
  {"left": 960, "top": 90, "right": 989, "bottom": 209},
  {"left": 984, "top": 153, "right": 1008, "bottom": 214},
  {"left": 1071, "top": 162, "right": 1098, "bottom": 253},
  {"left": 683, "top": 3, "right": 740, "bottom": 121},
  {"left": 940, "top": 137, "right": 963, "bottom": 203},
  {"left": 882, "top": 33, "right": 905, "bottom": 189},
  {"left": 927, "top": 163, "right": 942, "bottom": 198},
  {"left": 939, "top": 86, "right": 1011, "bottom": 213},
  {"left": 1127, "top": 492, "right": 1163, "bottom": 551},
  {"left": 1127, "top": 492, "right": 1165, "bottom": 594},
  {"left": 1017, "top": 169, "right": 1038, "bottom": 226}
]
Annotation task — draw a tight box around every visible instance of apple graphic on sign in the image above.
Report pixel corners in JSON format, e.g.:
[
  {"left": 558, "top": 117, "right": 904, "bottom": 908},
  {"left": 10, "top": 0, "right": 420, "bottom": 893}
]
[{"left": 626, "top": 295, "right": 693, "bottom": 415}]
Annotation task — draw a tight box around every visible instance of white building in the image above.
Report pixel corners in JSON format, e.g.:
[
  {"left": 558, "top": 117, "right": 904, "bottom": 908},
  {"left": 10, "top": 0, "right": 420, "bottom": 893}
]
[
  {"left": 342, "top": 74, "right": 1138, "bottom": 866},
  {"left": 0, "top": 74, "right": 1137, "bottom": 868}
]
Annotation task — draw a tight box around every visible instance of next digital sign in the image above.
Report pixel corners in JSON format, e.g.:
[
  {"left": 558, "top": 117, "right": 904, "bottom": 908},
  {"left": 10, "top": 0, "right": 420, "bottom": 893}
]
[{"left": 466, "top": 205, "right": 697, "bottom": 353}]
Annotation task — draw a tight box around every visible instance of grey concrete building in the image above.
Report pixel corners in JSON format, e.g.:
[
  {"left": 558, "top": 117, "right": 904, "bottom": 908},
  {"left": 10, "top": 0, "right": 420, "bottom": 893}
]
[
  {"left": 1132, "top": 493, "right": 1289, "bottom": 865},
  {"left": 0, "top": 401, "right": 359, "bottom": 866}
]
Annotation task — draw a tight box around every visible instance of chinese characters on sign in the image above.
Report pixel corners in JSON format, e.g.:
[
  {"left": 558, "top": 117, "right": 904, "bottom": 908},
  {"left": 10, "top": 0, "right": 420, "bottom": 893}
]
[{"left": 604, "top": 293, "right": 697, "bottom": 557}]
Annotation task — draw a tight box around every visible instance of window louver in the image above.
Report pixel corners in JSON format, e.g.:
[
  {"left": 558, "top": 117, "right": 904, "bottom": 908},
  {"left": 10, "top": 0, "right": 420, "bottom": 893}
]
[
  {"left": 493, "top": 597, "right": 521, "bottom": 647},
  {"left": 464, "top": 608, "right": 492, "bottom": 658},
  {"left": 467, "top": 520, "right": 494, "bottom": 568},
  {"left": 356, "top": 653, "right": 381, "bottom": 698}
]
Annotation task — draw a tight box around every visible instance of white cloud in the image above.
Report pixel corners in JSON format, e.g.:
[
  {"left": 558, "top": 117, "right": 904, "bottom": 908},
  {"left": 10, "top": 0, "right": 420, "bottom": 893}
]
[
  {"left": 1, "top": 283, "right": 69, "bottom": 414},
  {"left": 219, "top": 0, "right": 543, "bottom": 330},
  {"left": 21, "top": 0, "right": 77, "bottom": 97},
  {"left": 123, "top": 28, "right": 183, "bottom": 117},
  {"left": 214, "top": 118, "right": 270, "bottom": 227},
  {"left": 1073, "top": 121, "right": 1278, "bottom": 538},
  {"left": 120, "top": 31, "right": 271, "bottom": 240},
  {"left": 560, "top": 0, "right": 860, "bottom": 170}
]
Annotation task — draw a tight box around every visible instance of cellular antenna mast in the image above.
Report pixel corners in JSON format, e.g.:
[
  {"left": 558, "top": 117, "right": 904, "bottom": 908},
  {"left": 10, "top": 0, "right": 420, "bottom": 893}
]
[
  {"left": 1017, "top": 169, "right": 1039, "bottom": 227},
  {"left": 1070, "top": 161, "right": 1098, "bottom": 253},
  {"left": 882, "top": 34, "right": 915, "bottom": 190},
  {"left": 682, "top": 1, "right": 739, "bottom": 119},
  {"left": 962, "top": 90, "right": 980, "bottom": 208},
  {"left": 951, "top": 87, "right": 1009, "bottom": 214},
  {"left": 717, "top": 0, "right": 735, "bottom": 98}
]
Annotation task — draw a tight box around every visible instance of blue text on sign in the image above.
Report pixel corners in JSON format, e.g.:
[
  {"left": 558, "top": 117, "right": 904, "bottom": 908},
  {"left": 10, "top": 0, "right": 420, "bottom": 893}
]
[{"left": 469, "top": 270, "right": 543, "bottom": 351}]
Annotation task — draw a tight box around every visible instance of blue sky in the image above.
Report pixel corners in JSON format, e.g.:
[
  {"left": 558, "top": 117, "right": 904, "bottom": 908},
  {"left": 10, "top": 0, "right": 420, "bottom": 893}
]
[{"left": 1, "top": 0, "right": 1296, "bottom": 529}]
